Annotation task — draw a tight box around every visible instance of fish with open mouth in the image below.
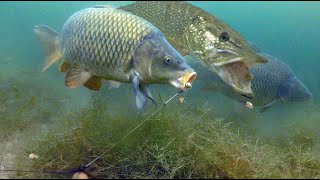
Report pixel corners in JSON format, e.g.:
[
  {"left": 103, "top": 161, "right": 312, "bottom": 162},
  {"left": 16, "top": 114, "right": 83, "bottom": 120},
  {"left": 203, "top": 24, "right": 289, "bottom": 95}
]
[
  {"left": 192, "top": 42, "right": 312, "bottom": 112},
  {"left": 119, "top": 1, "right": 268, "bottom": 97},
  {"left": 34, "top": 6, "right": 196, "bottom": 111}
]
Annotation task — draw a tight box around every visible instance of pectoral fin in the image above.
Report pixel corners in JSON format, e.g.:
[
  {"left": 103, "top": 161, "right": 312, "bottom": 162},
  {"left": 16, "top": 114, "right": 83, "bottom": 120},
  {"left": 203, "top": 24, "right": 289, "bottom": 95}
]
[
  {"left": 59, "top": 62, "right": 71, "bottom": 72},
  {"left": 132, "top": 75, "right": 148, "bottom": 111},
  {"left": 65, "top": 62, "right": 91, "bottom": 88},
  {"left": 140, "top": 85, "right": 157, "bottom": 106},
  {"left": 260, "top": 99, "right": 279, "bottom": 113},
  {"left": 84, "top": 76, "right": 102, "bottom": 91}
]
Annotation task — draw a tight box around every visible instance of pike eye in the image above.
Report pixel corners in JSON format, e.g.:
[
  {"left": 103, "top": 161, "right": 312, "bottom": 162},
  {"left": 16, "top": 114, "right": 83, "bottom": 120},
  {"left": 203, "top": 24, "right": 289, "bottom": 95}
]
[
  {"left": 219, "top": 32, "right": 229, "bottom": 42},
  {"left": 164, "top": 56, "right": 172, "bottom": 64}
]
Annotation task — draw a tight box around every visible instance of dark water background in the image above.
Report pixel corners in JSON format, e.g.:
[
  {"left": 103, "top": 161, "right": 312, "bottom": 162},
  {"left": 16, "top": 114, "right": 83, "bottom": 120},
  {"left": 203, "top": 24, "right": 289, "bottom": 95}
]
[{"left": 0, "top": 1, "right": 319, "bottom": 139}]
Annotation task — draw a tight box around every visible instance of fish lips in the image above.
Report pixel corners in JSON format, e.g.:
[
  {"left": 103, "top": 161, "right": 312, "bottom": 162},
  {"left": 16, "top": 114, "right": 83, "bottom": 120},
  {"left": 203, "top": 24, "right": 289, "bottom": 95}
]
[{"left": 170, "top": 71, "right": 197, "bottom": 91}]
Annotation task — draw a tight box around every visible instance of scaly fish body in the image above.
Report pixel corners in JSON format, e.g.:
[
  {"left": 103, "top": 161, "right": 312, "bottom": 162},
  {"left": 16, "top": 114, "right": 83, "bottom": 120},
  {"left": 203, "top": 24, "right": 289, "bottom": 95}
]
[
  {"left": 60, "top": 7, "right": 156, "bottom": 82},
  {"left": 34, "top": 6, "right": 197, "bottom": 111},
  {"left": 195, "top": 44, "right": 312, "bottom": 112},
  {"left": 119, "top": 1, "right": 268, "bottom": 97}
]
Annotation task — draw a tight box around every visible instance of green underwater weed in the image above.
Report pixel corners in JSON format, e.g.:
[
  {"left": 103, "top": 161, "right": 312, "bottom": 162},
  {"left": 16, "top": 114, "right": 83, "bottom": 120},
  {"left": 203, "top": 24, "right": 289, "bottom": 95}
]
[
  {"left": 0, "top": 73, "right": 73, "bottom": 179},
  {"left": 0, "top": 76, "right": 69, "bottom": 140},
  {"left": 13, "top": 93, "right": 320, "bottom": 179}
]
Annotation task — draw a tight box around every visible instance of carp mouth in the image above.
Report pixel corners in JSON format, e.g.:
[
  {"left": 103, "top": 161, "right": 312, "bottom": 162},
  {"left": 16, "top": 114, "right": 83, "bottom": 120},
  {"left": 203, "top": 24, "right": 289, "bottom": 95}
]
[{"left": 170, "top": 72, "right": 197, "bottom": 91}]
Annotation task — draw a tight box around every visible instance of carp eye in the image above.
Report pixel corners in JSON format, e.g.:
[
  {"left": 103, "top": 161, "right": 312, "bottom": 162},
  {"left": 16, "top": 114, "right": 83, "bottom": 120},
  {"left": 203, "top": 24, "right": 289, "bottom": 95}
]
[
  {"left": 164, "top": 56, "right": 172, "bottom": 64},
  {"left": 219, "top": 32, "right": 229, "bottom": 42}
]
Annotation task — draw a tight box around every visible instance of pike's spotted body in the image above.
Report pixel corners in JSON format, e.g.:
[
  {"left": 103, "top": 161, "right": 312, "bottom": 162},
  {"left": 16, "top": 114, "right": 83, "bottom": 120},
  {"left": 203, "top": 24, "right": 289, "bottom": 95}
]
[{"left": 120, "top": 1, "right": 268, "bottom": 97}]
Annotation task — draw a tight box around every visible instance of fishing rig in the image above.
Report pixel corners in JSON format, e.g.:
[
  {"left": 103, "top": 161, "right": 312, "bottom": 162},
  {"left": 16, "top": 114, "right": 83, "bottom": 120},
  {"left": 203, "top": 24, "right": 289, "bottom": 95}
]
[{"left": 0, "top": 88, "right": 189, "bottom": 178}]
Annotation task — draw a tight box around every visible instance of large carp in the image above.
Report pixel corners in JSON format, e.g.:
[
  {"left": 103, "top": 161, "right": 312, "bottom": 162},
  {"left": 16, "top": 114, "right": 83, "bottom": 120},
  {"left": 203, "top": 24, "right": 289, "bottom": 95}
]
[{"left": 34, "top": 6, "right": 197, "bottom": 111}]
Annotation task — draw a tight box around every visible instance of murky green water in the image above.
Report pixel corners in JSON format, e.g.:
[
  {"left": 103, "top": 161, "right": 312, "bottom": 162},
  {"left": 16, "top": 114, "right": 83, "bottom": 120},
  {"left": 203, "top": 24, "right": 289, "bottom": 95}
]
[{"left": 0, "top": 1, "right": 319, "bottom": 178}]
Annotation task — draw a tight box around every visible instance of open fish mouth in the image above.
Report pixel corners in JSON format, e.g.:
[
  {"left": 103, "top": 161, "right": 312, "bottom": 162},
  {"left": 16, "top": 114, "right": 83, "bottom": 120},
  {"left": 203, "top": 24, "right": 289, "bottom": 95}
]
[
  {"left": 222, "top": 61, "right": 254, "bottom": 97},
  {"left": 170, "top": 72, "right": 197, "bottom": 91},
  {"left": 211, "top": 56, "right": 254, "bottom": 98},
  {"left": 206, "top": 47, "right": 267, "bottom": 97}
]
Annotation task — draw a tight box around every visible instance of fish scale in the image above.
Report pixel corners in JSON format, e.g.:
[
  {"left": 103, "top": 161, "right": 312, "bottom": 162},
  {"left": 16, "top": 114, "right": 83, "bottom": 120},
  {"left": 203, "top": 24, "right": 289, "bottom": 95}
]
[
  {"left": 119, "top": 1, "right": 269, "bottom": 97},
  {"left": 34, "top": 5, "right": 197, "bottom": 111},
  {"left": 60, "top": 7, "right": 155, "bottom": 75},
  {"left": 120, "top": 1, "right": 193, "bottom": 46},
  {"left": 198, "top": 53, "right": 293, "bottom": 105},
  {"left": 195, "top": 49, "right": 311, "bottom": 111}
]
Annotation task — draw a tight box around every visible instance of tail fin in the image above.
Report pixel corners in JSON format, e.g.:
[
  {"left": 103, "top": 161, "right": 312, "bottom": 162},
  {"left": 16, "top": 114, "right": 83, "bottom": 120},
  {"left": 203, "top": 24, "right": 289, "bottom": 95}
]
[{"left": 33, "top": 25, "right": 62, "bottom": 72}]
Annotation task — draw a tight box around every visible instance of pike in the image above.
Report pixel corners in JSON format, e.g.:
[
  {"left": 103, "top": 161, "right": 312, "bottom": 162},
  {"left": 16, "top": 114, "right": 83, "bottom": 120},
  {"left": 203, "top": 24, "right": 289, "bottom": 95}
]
[
  {"left": 194, "top": 42, "right": 312, "bottom": 112},
  {"left": 119, "top": 1, "right": 268, "bottom": 97}
]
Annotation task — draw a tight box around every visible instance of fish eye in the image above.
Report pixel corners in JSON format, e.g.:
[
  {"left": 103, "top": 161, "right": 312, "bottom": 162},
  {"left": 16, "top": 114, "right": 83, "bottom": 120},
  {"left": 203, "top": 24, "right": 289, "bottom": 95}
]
[
  {"left": 219, "top": 32, "right": 229, "bottom": 42},
  {"left": 164, "top": 56, "right": 172, "bottom": 64}
]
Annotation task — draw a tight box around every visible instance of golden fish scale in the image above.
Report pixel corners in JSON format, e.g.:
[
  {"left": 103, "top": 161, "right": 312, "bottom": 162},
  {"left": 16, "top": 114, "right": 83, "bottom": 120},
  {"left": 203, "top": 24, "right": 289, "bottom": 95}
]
[{"left": 62, "top": 8, "right": 154, "bottom": 70}]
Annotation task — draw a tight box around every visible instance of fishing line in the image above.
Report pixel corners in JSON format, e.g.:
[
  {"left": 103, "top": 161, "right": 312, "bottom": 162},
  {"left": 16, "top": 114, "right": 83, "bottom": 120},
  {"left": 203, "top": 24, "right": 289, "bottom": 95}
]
[
  {"left": 0, "top": 90, "right": 184, "bottom": 176},
  {"left": 82, "top": 90, "right": 183, "bottom": 169},
  {"left": 0, "top": 168, "right": 79, "bottom": 175}
]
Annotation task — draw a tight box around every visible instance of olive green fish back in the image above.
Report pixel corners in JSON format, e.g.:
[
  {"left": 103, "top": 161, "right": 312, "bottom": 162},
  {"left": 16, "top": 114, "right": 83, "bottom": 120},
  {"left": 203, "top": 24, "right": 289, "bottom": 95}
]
[
  {"left": 119, "top": 1, "right": 251, "bottom": 55},
  {"left": 60, "top": 7, "right": 158, "bottom": 70},
  {"left": 119, "top": 1, "right": 203, "bottom": 55}
]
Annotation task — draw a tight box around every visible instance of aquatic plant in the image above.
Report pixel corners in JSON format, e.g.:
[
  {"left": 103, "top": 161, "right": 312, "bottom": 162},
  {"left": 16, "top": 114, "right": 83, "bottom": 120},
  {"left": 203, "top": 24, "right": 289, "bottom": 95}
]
[
  {"left": 0, "top": 75, "right": 70, "bottom": 138},
  {"left": 13, "top": 94, "right": 320, "bottom": 179},
  {"left": 0, "top": 72, "right": 74, "bottom": 178}
]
